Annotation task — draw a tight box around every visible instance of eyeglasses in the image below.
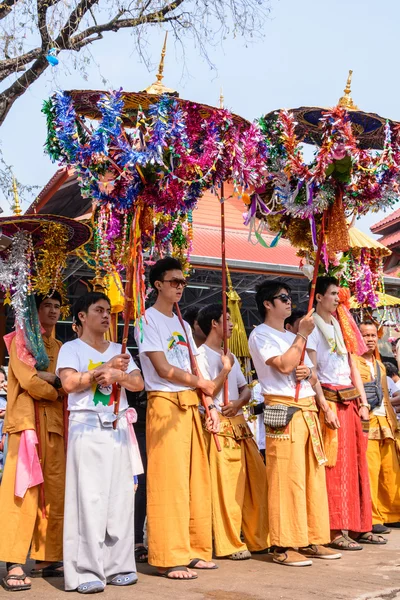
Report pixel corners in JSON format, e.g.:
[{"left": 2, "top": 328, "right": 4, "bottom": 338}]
[
  {"left": 272, "top": 293, "right": 292, "bottom": 304},
  {"left": 162, "top": 278, "right": 187, "bottom": 289}
]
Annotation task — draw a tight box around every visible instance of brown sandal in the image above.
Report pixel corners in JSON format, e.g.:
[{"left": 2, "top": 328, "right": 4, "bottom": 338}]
[
  {"left": 328, "top": 535, "right": 363, "bottom": 551},
  {"left": 2, "top": 572, "right": 31, "bottom": 592}
]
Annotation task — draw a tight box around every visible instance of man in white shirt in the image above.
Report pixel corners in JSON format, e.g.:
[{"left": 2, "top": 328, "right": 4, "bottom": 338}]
[
  {"left": 307, "top": 277, "right": 378, "bottom": 551},
  {"left": 249, "top": 279, "right": 338, "bottom": 567},
  {"left": 136, "top": 257, "right": 219, "bottom": 581},
  {"left": 353, "top": 322, "right": 400, "bottom": 532},
  {"left": 57, "top": 292, "right": 144, "bottom": 594},
  {"left": 196, "top": 303, "right": 268, "bottom": 560}
]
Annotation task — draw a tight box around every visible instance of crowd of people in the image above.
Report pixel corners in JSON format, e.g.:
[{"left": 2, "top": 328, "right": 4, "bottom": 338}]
[{"left": 0, "top": 256, "right": 399, "bottom": 592}]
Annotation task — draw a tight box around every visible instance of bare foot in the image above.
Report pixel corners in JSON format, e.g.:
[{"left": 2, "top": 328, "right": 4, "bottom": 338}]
[
  {"left": 6, "top": 566, "right": 31, "bottom": 587},
  {"left": 189, "top": 560, "right": 216, "bottom": 569},
  {"left": 157, "top": 567, "right": 197, "bottom": 579}
]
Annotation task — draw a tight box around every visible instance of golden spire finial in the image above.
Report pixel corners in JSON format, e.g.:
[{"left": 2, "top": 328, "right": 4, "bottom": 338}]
[
  {"left": 12, "top": 176, "right": 22, "bottom": 216},
  {"left": 144, "top": 32, "right": 177, "bottom": 96},
  {"left": 219, "top": 87, "right": 224, "bottom": 109},
  {"left": 338, "top": 70, "right": 358, "bottom": 110}
]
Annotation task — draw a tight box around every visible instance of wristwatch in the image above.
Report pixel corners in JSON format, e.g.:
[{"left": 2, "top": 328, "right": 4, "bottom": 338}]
[
  {"left": 53, "top": 376, "right": 62, "bottom": 390},
  {"left": 304, "top": 367, "right": 312, "bottom": 382},
  {"left": 207, "top": 403, "right": 217, "bottom": 411}
]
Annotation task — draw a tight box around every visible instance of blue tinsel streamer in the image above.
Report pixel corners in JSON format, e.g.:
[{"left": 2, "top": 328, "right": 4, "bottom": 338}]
[{"left": 23, "top": 295, "right": 50, "bottom": 371}]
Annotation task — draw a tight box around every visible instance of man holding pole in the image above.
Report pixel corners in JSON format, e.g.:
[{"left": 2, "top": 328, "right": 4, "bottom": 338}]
[
  {"left": 307, "top": 277, "right": 382, "bottom": 550},
  {"left": 57, "top": 292, "right": 144, "bottom": 594},
  {"left": 0, "top": 293, "right": 65, "bottom": 592},
  {"left": 196, "top": 303, "right": 269, "bottom": 560},
  {"left": 353, "top": 321, "right": 400, "bottom": 532},
  {"left": 249, "top": 280, "right": 338, "bottom": 566},
  {"left": 136, "top": 257, "right": 219, "bottom": 581}
]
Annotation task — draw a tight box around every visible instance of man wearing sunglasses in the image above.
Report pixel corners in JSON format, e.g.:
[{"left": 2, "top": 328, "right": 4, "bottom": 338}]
[
  {"left": 306, "top": 277, "right": 378, "bottom": 551},
  {"left": 136, "top": 257, "right": 219, "bottom": 581},
  {"left": 249, "top": 280, "right": 339, "bottom": 567}
]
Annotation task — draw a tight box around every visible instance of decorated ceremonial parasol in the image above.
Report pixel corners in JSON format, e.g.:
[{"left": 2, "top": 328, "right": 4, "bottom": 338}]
[
  {"left": 43, "top": 34, "right": 268, "bottom": 437},
  {"left": 245, "top": 71, "right": 400, "bottom": 394}
]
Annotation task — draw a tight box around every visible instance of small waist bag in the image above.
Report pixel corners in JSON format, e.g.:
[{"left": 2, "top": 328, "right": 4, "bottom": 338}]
[{"left": 263, "top": 404, "right": 300, "bottom": 429}]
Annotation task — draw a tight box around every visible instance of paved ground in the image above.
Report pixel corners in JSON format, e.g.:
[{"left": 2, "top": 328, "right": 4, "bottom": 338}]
[{"left": 1, "top": 532, "right": 400, "bottom": 599}]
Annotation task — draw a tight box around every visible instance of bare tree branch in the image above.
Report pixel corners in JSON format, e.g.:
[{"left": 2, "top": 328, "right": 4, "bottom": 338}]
[
  {"left": 70, "top": 2, "right": 184, "bottom": 49},
  {"left": 56, "top": 0, "right": 101, "bottom": 48},
  {"left": 37, "top": 0, "right": 52, "bottom": 50},
  {"left": 0, "top": 55, "right": 49, "bottom": 126},
  {"left": 0, "top": 0, "right": 19, "bottom": 21}
]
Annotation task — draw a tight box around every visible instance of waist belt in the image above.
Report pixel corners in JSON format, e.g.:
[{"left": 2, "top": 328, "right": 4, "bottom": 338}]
[{"left": 321, "top": 385, "right": 359, "bottom": 404}]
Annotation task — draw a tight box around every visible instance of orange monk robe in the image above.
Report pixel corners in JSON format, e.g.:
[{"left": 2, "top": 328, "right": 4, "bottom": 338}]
[
  {"left": 0, "top": 336, "right": 65, "bottom": 564},
  {"left": 353, "top": 355, "right": 400, "bottom": 526}
]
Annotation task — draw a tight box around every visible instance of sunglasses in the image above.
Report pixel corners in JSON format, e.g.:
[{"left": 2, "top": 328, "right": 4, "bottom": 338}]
[
  {"left": 162, "top": 278, "right": 187, "bottom": 289},
  {"left": 273, "top": 293, "right": 292, "bottom": 303}
]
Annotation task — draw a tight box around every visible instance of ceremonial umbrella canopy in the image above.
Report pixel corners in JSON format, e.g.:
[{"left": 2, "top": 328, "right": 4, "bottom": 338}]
[
  {"left": 245, "top": 71, "right": 400, "bottom": 394},
  {"left": 43, "top": 34, "right": 268, "bottom": 433},
  {"left": 246, "top": 71, "right": 400, "bottom": 300}
]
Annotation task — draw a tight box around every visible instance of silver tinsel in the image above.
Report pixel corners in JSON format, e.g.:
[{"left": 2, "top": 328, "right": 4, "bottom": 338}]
[{"left": 0, "top": 231, "right": 29, "bottom": 328}]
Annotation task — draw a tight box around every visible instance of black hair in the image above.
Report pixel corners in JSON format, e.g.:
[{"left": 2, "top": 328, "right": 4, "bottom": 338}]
[
  {"left": 35, "top": 290, "right": 62, "bottom": 310},
  {"left": 73, "top": 292, "right": 111, "bottom": 327},
  {"left": 183, "top": 306, "right": 200, "bottom": 329},
  {"left": 384, "top": 362, "right": 399, "bottom": 378},
  {"left": 0, "top": 366, "right": 7, "bottom": 381},
  {"left": 255, "top": 279, "right": 291, "bottom": 320},
  {"left": 149, "top": 257, "right": 183, "bottom": 290},
  {"left": 313, "top": 276, "right": 339, "bottom": 299},
  {"left": 359, "top": 319, "right": 376, "bottom": 328},
  {"left": 284, "top": 309, "right": 306, "bottom": 329},
  {"left": 197, "top": 303, "right": 230, "bottom": 337}
]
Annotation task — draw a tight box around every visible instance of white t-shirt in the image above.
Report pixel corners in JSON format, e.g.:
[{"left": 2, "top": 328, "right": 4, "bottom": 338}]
[
  {"left": 307, "top": 325, "right": 352, "bottom": 386},
  {"left": 248, "top": 323, "right": 315, "bottom": 399},
  {"left": 136, "top": 306, "right": 198, "bottom": 392},
  {"left": 387, "top": 376, "right": 398, "bottom": 398},
  {"left": 365, "top": 359, "right": 386, "bottom": 417},
  {"left": 196, "top": 344, "right": 247, "bottom": 414},
  {"left": 56, "top": 339, "right": 138, "bottom": 413}
]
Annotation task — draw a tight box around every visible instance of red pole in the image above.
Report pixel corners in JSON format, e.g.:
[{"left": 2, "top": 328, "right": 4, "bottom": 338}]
[
  {"left": 113, "top": 216, "right": 136, "bottom": 429},
  {"left": 34, "top": 403, "right": 46, "bottom": 519},
  {"left": 220, "top": 181, "right": 229, "bottom": 406},
  {"left": 175, "top": 303, "right": 222, "bottom": 452}
]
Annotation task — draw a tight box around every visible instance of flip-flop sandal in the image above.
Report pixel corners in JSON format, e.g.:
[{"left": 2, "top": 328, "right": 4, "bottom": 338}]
[
  {"left": 251, "top": 548, "right": 270, "bottom": 554},
  {"left": 135, "top": 545, "right": 148, "bottom": 563},
  {"left": 158, "top": 567, "right": 198, "bottom": 580},
  {"left": 372, "top": 524, "right": 391, "bottom": 535},
  {"left": 2, "top": 573, "right": 32, "bottom": 592},
  {"left": 77, "top": 580, "right": 105, "bottom": 594},
  {"left": 327, "top": 535, "right": 363, "bottom": 551},
  {"left": 356, "top": 533, "right": 388, "bottom": 545},
  {"left": 30, "top": 561, "right": 64, "bottom": 578},
  {"left": 228, "top": 550, "right": 251, "bottom": 560},
  {"left": 108, "top": 573, "right": 138, "bottom": 586},
  {"left": 187, "top": 559, "right": 218, "bottom": 570}
]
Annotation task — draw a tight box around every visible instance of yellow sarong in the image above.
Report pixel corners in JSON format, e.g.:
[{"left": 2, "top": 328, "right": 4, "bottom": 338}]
[
  {"left": 0, "top": 335, "right": 64, "bottom": 564},
  {"left": 264, "top": 395, "right": 330, "bottom": 548},
  {"left": 204, "top": 413, "right": 269, "bottom": 556},
  {"left": 0, "top": 407, "right": 65, "bottom": 563},
  {"left": 353, "top": 355, "right": 400, "bottom": 526},
  {"left": 146, "top": 390, "right": 212, "bottom": 567}
]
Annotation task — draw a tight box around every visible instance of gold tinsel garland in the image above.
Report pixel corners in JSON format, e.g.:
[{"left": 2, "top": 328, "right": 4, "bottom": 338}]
[{"left": 32, "top": 222, "right": 70, "bottom": 317}]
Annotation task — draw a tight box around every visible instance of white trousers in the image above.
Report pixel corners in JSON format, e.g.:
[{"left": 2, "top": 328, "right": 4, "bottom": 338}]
[{"left": 64, "top": 413, "right": 136, "bottom": 591}]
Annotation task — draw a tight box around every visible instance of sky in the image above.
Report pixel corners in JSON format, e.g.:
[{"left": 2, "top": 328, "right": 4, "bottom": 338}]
[{"left": 1, "top": 0, "right": 399, "bottom": 236}]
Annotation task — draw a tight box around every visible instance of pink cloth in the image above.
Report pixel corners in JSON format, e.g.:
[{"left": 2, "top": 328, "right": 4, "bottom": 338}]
[
  {"left": 15, "top": 429, "right": 44, "bottom": 498},
  {"left": 4, "top": 327, "right": 36, "bottom": 368},
  {"left": 125, "top": 408, "right": 144, "bottom": 476}
]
